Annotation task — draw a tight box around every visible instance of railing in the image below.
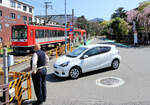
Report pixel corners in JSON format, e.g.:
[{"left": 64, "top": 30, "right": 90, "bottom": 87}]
[
  {"left": 0, "top": 72, "right": 32, "bottom": 105},
  {"left": 49, "top": 43, "right": 73, "bottom": 58}
]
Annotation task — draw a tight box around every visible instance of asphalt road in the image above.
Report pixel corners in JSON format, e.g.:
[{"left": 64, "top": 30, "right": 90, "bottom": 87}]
[{"left": 17, "top": 38, "right": 150, "bottom": 105}]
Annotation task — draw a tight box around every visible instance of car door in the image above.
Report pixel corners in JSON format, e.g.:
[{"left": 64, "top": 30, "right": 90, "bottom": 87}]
[
  {"left": 96, "top": 46, "right": 111, "bottom": 69},
  {"left": 80, "top": 47, "right": 100, "bottom": 73}
]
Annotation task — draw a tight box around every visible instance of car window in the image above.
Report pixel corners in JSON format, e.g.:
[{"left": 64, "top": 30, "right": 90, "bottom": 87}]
[
  {"left": 99, "top": 47, "right": 111, "bottom": 54},
  {"left": 84, "top": 47, "right": 99, "bottom": 57},
  {"left": 67, "top": 47, "right": 87, "bottom": 57}
]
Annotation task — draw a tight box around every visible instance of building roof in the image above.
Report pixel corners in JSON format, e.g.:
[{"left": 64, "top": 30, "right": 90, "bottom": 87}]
[{"left": 15, "top": 0, "right": 34, "bottom": 8}]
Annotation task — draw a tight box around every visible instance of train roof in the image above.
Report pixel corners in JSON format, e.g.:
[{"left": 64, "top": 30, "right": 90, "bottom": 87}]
[{"left": 12, "top": 24, "right": 86, "bottom": 32}]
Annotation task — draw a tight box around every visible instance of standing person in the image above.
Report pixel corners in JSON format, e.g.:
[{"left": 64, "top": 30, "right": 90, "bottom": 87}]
[
  {"left": 31, "top": 44, "right": 49, "bottom": 105},
  {"left": 83, "top": 35, "right": 86, "bottom": 46}
]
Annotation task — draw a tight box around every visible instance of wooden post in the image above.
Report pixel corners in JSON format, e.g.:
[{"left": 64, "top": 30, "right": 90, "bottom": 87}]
[
  {"left": 27, "top": 73, "right": 32, "bottom": 99},
  {"left": 71, "top": 46, "right": 73, "bottom": 52},
  {"left": 56, "top": 47, "right": 58, "bottom": 59}
]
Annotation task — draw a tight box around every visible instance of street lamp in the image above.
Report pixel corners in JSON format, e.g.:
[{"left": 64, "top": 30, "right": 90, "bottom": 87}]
[{"left": 64, "top": 0, "right": 67, "bottom": 54}]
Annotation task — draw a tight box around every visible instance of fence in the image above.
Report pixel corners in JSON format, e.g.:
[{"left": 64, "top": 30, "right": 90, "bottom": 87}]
[
  {"left": 0, "top": 71, "right": 32, "bottom": 105},
  {"left": 49, "top": 43, "right": 73, "bottom": 58}
]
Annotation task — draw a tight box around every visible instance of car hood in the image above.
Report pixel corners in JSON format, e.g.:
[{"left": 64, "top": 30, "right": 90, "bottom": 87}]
[{"left": 55, "top": 55, "right": 76, "bottom": 65}]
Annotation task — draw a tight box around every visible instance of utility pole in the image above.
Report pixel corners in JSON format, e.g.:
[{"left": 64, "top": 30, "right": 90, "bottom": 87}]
[
  {"left": 72, "top": 9, "right": 74, "bottom": 27},
  {"left": 64, "top": 0, "right": 67, "bottom": 54},
  {"left": 45, "top": 2, "right": 52, "bottom": 24},
  {"left": 72, "top": 9, "right": 74, "bottom": 46}
]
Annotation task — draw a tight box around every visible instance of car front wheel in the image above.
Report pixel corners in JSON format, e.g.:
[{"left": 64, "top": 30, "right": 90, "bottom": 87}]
[
  {"left": 111, "top": 59, "right": 120, "bottom": 69},
  {"left": 69, "top": 67, "right": 81, "bottom": 79}
]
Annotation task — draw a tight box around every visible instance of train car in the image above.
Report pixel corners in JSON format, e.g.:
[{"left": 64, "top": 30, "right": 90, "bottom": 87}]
[{"left": 11, "top": 24, "right": 86, "bottom": 53}]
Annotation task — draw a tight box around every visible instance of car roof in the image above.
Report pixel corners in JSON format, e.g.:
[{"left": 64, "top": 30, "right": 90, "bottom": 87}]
[{"left": 83, "top": 44, "right": 115, "bottom": 49}]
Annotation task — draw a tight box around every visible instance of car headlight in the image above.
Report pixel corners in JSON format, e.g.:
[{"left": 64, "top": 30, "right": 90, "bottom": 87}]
[{"left": 60, "top": 61, "right": 70, "bottom": 67}]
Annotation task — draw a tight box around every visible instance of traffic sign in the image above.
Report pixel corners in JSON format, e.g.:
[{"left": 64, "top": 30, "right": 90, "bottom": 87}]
[{"left": 70, "top": 28, "right": 73, "bottom": 32}]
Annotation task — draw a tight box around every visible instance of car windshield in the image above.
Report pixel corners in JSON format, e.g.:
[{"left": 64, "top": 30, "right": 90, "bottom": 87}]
[{"left": 66, "top": 47, "right": 87, "bottom": 57}]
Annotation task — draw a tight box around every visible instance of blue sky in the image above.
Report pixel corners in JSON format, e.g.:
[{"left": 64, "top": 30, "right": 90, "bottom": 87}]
[{"left": 21, "top": 0, "right": 145, "bottom": 20}]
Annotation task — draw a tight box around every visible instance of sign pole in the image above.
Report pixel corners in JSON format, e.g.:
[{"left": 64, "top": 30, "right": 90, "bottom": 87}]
[
  {"left": 3, "top": 47, "right": 8, "bottom": 103},
  {"left": 133, "top": 21, "right": 138, "bottom": 45},
  {"left": 3, "top": 47, "right": 8, "bottom": 84}
]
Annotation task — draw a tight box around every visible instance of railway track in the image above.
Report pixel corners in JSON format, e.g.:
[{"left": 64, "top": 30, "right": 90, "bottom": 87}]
[{"left": 0, "top": 44, "right": 70, "bottom": 72}]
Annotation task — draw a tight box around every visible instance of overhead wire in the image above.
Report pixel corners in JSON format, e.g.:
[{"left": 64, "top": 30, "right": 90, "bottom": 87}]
[
  {"left": 21, "top": 0, "right": 44, "bottom": 8},
  {"left": 20, "top": 0, "right": 63, "bottom": 16}
]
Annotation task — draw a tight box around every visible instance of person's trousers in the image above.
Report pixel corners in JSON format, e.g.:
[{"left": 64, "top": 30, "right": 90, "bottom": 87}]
[{"left": 32, "top": 68, "right": 47, "bottom": 102}]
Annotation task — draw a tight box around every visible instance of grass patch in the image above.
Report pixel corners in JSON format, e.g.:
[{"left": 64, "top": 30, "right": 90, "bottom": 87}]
[{"left": 0, "top": 48, "right": 13, "bottom": 54}]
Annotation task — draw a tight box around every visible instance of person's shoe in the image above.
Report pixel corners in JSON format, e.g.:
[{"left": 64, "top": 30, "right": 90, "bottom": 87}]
[
  {"left": 43, "top": 98, "right": 46, "bottom": 102},
  {"left": 32, "top": 100, "right": 43, "bottom": 105}
]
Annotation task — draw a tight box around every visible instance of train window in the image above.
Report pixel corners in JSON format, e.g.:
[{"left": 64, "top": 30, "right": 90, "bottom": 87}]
[
  {"left": 57, "top": 31, "right": 60, "bottom": 37},
  {"left": 35, "top": 30, "right": 44, "bottom": 38},
  {"left": 40, "top": 30, "right": 44, "bottom": 38},
  {"left": 45, "top": 30, "right": 49, "bottom": 38},
  {"left": 55, "top": 30, "right": 58, "bottom": 37},
  {"left": 61, "top": 31, "right": 64, "bottom": 37},
  {"left": 48, "top": 30, "right": 51, "bottom": 37},
  {"left": 36, "top": 30, "right": 39, "bottom": 38},
  {"left": 57, "top": 30, "right": 59, "bottom": 37},
  {"left": 12, "top": 27, "right": 27, "bottom": 39},
  {"left": 54, "top": 30, "right": 57, "bottom": 37},
  {"left": 51, "top": 30, "right": 54, "bottom": 37},
  {"left": 58, "top": 30, "right": 60, "bottom": 37},
  {"left": 58, "top": 31, "right": 61, "bottom": 37}
]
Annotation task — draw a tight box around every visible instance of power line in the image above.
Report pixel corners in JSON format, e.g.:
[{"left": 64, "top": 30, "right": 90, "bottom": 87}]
[
  {"left": 30, "top": 0, "right": 44, "bottom": 6},
  {"left": 22, "top": 0, "right": 44, "bottom": 7},
  {"left": 21, "top": 0, "right": 33, "bottom": 5}
]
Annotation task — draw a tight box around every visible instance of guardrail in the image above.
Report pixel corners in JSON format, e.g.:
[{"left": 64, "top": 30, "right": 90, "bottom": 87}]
[
  {"left": 0, "top": 71, "right": 32, "bottom": 105},
  {"left": 49, "top": 43, "right": 73, "bottom": 58}
]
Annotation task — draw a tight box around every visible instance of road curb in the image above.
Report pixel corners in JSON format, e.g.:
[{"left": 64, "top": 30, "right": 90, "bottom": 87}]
[{"left": 104, "top": 39, "right": 130, "bottom": 48}]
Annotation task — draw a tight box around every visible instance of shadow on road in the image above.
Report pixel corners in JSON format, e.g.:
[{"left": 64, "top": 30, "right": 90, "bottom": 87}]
[
  {"left": 46, "top": 73, "right": 71, "bottom": 82},
  {"left": 81, "top": 67, "right": 112, "bottom": 78},
  {"left": 46, "top": 67, "right": 114, "bottom": 83}
]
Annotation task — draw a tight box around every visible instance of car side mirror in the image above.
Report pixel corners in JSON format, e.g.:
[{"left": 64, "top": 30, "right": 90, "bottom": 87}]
[{"left": 83, "top": 55, "right": 88, "bottom": 59}]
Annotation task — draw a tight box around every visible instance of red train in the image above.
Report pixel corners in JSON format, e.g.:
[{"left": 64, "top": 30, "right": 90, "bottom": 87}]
[{"left": 11, "top": 24, "right": 86, "bottom": 53}]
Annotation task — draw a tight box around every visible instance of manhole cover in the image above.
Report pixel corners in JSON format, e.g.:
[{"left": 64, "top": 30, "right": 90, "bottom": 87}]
[{"left": 96, "top": 77, "right": 125, "bottom": 88}]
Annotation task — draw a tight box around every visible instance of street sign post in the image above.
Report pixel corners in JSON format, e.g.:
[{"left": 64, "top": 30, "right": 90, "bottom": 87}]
[{"left": 134, "top": 32, "right": 138, "bottom": 45}]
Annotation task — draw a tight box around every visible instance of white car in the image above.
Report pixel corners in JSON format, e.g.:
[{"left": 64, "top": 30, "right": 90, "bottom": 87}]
[{"left": 53, "top": 44, "right": 121, "bottom": 79}]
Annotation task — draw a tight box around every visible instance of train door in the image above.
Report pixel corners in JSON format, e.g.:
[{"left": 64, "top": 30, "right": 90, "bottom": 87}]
[{"left": 30, "top": 29, "right": 35, "bottom": 45}]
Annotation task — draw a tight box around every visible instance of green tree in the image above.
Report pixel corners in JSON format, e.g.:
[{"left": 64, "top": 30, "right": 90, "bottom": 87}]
[
  {"left": 89, "top": 22, "right": 102, "bottom": 36},
  {"left": 111, "top": 7, "right": 127, "bottom": 20},
  {"left": 100, "top": 21, "right": 110, "bottom": 35},
  {"left": 75, "top": 16, "right": 88, "bottom": 30},
  {"left": 110, "top": 17, "right": 129, "bottom": 42}
]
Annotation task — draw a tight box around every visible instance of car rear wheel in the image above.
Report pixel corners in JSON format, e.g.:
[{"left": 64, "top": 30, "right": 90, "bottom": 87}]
[
  {"left": 111, "top": 59, "right": 120, "bottom": 70},
  {"left": 69, "top": 67, "right": 81, "bottom": 79}
]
